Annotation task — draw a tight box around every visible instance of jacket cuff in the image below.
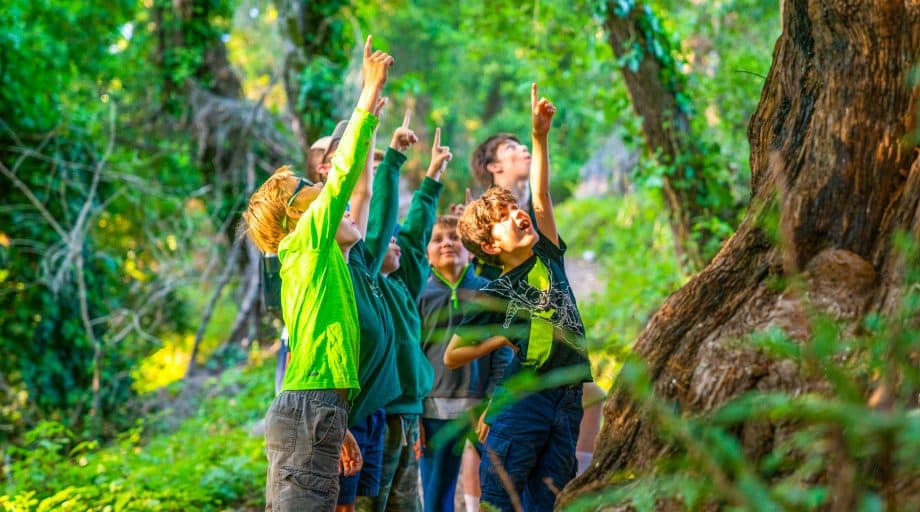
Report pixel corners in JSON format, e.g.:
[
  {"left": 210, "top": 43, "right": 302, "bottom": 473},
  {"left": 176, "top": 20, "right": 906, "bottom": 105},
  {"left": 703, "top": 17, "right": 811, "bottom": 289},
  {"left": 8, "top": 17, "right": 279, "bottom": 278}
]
[{"left": 383, "top": 147, "right": 407, "bottom": 169}]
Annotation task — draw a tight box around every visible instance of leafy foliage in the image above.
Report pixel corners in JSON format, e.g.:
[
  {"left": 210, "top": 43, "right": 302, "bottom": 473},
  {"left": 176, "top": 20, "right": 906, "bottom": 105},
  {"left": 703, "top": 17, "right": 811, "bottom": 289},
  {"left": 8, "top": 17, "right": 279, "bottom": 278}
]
[{"left": 1, "top": 360, "right": 272, "bottom": 511}]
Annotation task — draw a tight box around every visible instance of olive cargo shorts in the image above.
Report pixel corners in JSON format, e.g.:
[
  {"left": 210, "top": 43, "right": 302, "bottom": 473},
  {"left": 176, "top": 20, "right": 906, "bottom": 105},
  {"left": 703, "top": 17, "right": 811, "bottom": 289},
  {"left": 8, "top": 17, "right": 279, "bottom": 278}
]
[{"left": 264, "top": 389, "right": 349, "bottom": 511}]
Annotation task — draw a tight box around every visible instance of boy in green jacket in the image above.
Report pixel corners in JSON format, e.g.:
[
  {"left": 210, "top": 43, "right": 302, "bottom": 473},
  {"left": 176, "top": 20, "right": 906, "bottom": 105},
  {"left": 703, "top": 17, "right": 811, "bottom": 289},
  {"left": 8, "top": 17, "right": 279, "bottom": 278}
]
[
  {"left": 361, "top": 124, "right": 452, "bottom": 512},
  {"left": 336, "top": 109, "right": 421, "bottom": 511},
  {"left": 243, "top": 37, "right": 392, "bottom": 511}
]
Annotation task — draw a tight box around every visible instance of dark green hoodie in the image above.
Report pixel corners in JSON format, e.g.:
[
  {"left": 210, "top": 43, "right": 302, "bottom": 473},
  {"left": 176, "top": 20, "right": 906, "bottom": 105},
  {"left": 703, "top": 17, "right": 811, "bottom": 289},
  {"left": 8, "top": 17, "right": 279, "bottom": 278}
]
[
  {"left": 366, "top": 149, "right": 439, "bottom": 415},
  {"left": 345, "top": 149, "right": 408, "bottom": 426}
]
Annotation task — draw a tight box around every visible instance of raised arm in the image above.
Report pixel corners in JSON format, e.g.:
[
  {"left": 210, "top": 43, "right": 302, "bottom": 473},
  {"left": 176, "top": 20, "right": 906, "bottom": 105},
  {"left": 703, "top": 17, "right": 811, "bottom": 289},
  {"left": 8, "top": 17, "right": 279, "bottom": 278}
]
[
  {"left": 391, "top": 127, "right": 451, "bottom": 297},
  {"left": 286, "top": 36, "right": 391, "bottom": 252},
  {"left": 366, "top": 110, "right": 417, "bottom": 272},
  {"left": 529, "top": 83, "right": 559, "bottom": 247},
  {"left": 349, "top": 104, "right": 382, "bottom": 239}
]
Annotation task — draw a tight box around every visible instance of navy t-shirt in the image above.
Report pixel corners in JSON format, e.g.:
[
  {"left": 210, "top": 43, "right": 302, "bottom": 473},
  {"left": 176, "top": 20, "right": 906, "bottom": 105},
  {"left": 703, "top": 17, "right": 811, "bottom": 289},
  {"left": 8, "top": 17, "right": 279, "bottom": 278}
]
[{"left": 456, "top": 232, "right": 592, "bottom": 385}]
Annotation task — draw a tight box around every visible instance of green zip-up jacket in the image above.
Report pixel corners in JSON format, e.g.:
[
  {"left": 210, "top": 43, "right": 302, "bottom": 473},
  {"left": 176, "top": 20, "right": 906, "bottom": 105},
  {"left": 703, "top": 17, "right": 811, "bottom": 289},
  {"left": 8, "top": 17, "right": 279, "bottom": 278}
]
[
  {"left": 277, "top": 109, "right": 377, "bottom": 397},
  {"left": 347, "top": 239, "right": 401, "bottom": 426},
  {"left": 367, "top": 150, "right": 440, "bottom": 415}
]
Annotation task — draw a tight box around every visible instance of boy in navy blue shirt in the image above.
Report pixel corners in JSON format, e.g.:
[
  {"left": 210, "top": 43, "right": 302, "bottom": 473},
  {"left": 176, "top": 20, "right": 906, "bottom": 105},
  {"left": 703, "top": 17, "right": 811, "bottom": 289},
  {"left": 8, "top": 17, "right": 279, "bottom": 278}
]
[{"left": 444, "top": 84, "right": 592, "bottom": 512}]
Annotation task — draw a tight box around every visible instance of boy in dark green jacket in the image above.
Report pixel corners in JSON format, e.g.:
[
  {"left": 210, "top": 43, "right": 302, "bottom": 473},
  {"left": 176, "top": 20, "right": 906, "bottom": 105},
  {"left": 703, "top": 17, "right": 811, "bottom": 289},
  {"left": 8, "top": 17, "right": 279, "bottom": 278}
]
[
  {"left": 361, "top": 123, "right": 453, "bottom": 512},
  {"left": 335, "top": 115, "right": 419, "bottom": 510}
]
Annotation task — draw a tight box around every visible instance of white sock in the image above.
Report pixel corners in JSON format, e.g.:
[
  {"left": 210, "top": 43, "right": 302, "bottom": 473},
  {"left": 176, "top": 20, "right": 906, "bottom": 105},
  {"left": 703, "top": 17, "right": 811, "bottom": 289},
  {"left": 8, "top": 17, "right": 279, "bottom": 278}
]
[{"left": 464, "top": 494, "right": 480, "bottom": 512}]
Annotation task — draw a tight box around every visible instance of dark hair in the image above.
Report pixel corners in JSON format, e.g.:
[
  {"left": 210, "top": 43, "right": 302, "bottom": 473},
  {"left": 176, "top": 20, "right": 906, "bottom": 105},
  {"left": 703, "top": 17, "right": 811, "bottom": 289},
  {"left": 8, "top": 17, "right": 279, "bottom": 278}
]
[{"left": 470, "top": 133, "right": 520, "bottom": 188}]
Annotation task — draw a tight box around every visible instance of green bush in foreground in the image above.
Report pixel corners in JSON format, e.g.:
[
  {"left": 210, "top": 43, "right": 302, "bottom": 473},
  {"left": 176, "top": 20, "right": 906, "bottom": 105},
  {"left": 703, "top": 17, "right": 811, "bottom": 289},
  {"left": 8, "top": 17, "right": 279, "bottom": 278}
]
[{"left": 1, "top": 361, "right": 273, "bottom": 511}]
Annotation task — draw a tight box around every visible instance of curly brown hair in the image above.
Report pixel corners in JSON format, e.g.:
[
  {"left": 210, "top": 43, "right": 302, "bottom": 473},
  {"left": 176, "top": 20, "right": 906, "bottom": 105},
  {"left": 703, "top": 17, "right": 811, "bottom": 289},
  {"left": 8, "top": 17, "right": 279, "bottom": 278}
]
[
  {"left": 457, "top": 186, "right": 519, "bottom": 266},
  {"left": 470, "top": 133, "right": 520, "bottom": 188}
]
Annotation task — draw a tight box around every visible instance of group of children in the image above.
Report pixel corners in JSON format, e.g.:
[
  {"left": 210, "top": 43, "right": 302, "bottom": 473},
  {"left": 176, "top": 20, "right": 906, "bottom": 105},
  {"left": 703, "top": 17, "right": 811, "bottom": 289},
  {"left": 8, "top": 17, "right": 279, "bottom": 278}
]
[{"left": 244, "top": 36, "right": 597, "bottom": 512}]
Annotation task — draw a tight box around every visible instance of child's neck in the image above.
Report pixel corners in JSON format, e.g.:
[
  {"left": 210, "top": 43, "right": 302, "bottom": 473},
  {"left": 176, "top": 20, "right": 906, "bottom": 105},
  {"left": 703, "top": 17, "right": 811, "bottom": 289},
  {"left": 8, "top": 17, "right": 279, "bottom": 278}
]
[
  {"left": 433, "top": 263, "right": 466, "bottom": 285},
  {"left": 499, "top": 246, "right": 534, "bottom": 275},
  {"left": 495, "top": 177, "right": 529, "bottom": 208}
]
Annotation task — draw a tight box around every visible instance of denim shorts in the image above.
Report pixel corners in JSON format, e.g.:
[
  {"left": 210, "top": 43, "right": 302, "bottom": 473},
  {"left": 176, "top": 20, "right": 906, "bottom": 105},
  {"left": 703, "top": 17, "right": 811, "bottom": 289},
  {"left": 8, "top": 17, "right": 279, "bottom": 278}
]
[
  {"left": 264, "top": 389, "right": 349, "bottom": 511},
  {"left": 337, "top": 408, "right": 386, "bottom": 504},
  {"left": 480, "top": 385, "right": 583, "bottom": 512}
]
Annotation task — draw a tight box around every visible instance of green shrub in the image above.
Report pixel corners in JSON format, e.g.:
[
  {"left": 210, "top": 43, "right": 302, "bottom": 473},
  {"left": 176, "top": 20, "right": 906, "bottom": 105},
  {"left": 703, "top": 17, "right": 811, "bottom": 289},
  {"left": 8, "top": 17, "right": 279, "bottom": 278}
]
[{"left": 1, "top": 361, "right": 273, "bottom": 511}]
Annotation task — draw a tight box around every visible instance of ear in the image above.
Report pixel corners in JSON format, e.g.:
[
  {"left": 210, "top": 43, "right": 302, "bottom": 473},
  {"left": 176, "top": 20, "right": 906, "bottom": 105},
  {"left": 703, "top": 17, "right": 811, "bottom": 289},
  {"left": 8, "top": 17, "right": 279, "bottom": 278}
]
[
  {"left": 480, "top": 240, "right": 501, "bottom": 256},
  {"left": 486, "top": 161, "right": 502, "bottom": 175}
]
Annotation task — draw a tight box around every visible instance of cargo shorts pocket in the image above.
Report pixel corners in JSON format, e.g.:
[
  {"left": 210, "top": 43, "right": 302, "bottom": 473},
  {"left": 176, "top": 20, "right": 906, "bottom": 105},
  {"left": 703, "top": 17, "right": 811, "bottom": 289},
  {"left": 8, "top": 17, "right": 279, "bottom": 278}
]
[
  {"left": 278, "top": 466, "right": 337, "bottom": 507},
  {"left": 481, "top": 432, "right": 513, "bottom": 482},
  {"left": 265, "top": 406, "right": 300, "bottom": 453},
  {"left": 310, "top": 400, "right": 344, "bottom": 448}
]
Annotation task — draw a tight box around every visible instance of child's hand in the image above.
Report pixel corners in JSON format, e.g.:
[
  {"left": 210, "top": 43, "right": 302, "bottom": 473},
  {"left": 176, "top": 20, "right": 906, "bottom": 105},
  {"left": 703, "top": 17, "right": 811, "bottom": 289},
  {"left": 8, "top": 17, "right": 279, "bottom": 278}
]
[
  {"left": 449, "top": 188, "right": 473, "bottom": 215},
  {"left": 426, "top": 127, "right": 452, "bottom": 180},
  {"left": 362, "top": 35, "right": 394, "bottom": 94},
  {"left": 390, "top": 109, "right": 419, "bottom": 152},
  {"left": 340, "top": 429, "right": 363, "bottom": 477},
  {"left": 476, "top": 409, "right": 490, "bottom": 443},
  {"left": 531, "top": 82, "right": 556, "bottom": 137}
]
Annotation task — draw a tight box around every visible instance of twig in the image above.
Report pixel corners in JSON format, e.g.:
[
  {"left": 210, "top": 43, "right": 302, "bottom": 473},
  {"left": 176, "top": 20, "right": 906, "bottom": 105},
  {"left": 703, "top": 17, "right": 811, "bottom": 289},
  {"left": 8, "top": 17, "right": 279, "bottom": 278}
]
[
  {"left": 185, "top": 235, "right": 244, "bottom": 377},
  {"left": 0, "top": 160, "right": 67, "bottom": 239}
]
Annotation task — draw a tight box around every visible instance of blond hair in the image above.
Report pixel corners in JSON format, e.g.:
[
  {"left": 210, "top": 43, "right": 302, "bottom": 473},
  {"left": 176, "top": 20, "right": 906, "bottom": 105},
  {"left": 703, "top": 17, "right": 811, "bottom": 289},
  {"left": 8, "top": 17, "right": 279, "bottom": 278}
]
[
  {"left": 457, "top": 186, "right": 519, "bottom": 266},
  {"left": 243, "top": 165, "right": 308, "bottom": 254}
]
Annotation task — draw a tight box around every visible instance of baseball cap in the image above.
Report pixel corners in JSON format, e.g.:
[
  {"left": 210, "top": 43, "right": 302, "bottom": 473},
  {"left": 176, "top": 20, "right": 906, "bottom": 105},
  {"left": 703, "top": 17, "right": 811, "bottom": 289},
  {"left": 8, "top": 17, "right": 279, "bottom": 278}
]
[{"left": 310, "top": 120, "right": 349, "bottom": 160}]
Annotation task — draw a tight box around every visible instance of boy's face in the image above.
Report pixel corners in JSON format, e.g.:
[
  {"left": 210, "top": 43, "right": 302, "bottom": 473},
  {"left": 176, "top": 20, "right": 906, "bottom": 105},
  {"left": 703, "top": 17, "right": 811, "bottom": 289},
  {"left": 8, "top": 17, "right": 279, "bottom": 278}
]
[
  {"left": 427, "top": 223, "right": 469, "bottom": 272},
  {"left": 335, "top": 211, "right": 361, "bottom": 248},
  {"left": 485, "top": 205, "right": 538, "bottom": 258},
  {"left": 489, "top": 140, "right": 531, "bottom": 185},
  {"left": 380, "top": 237, "right": 401, "bottom": 274},
  {"left": 288, "top": 176, "right": 323, "bottom": 211}
]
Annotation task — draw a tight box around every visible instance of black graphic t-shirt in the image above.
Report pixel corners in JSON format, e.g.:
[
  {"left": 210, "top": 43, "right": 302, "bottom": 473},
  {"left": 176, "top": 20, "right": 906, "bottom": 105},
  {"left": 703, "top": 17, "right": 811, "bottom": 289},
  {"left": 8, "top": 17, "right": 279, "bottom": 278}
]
[{"left": 456, "top": 231, "right": 592, "bottom": 384}]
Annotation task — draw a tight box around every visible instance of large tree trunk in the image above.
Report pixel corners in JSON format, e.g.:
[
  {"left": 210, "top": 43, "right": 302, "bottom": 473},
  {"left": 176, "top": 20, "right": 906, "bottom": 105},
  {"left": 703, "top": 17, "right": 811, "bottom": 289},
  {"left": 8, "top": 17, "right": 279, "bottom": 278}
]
[
  {"left": 603, "top": 3, "right": 737, "bottom": 270},
  {"left": 562, "top": 0, "right": 919, "bottom": 508}
]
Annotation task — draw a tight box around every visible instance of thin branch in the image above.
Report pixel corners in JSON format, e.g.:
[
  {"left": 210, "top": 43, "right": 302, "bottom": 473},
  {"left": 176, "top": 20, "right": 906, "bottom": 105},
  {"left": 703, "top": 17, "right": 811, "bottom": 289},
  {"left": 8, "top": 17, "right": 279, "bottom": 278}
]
[
  {"left": 185, "top": 236, "right": 244, "bottom": 377},
  {"left": 0, "top": 160, "right": 68, "bottom": 239}
]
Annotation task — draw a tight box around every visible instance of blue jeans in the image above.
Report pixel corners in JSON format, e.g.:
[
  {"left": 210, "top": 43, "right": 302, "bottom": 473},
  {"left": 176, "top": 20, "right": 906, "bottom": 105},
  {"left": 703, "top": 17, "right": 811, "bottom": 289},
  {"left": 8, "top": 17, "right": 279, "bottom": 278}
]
[
  {"left": 361, "top": 414, "right": 422, "bottom": 512},
  {"left": 420, "top": 418, "right": 472, "bottom": 512},
  {"left": 480, "top": 385, "right": 583, "bottom": 512}
]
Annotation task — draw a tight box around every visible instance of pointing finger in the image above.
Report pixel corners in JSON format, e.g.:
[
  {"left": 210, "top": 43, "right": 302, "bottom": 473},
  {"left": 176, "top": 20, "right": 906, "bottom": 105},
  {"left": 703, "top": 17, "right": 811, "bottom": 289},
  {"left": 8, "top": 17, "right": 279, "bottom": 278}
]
[
  {"left": 465, "top": 188, "right": 473, "bottom": 204},
  {"left": 531, "top": 82, "right": 537, "bottom": 109},
  {"left": 433, "top": 127, "right": 441, "bottom": 148},
  {"left": 402, "top": 109, "right": 411, "bottom": 129},
  {"left": 364, "top": 35, "right": 372, "bottom": 59}
]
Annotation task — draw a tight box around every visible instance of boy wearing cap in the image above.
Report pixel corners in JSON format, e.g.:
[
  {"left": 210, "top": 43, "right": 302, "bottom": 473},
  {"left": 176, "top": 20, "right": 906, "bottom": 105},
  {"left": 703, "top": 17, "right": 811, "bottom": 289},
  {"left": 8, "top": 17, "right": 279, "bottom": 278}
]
[{"left": 307, "top": 120, "right": 348, "bottom": 183}]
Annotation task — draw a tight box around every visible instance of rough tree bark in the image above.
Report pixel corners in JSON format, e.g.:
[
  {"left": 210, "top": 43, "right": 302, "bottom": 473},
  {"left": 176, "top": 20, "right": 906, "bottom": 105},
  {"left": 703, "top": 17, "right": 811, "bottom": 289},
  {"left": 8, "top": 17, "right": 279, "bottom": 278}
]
[{"left": 562, "top": 0, "right": 919, "bottom": 509}]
